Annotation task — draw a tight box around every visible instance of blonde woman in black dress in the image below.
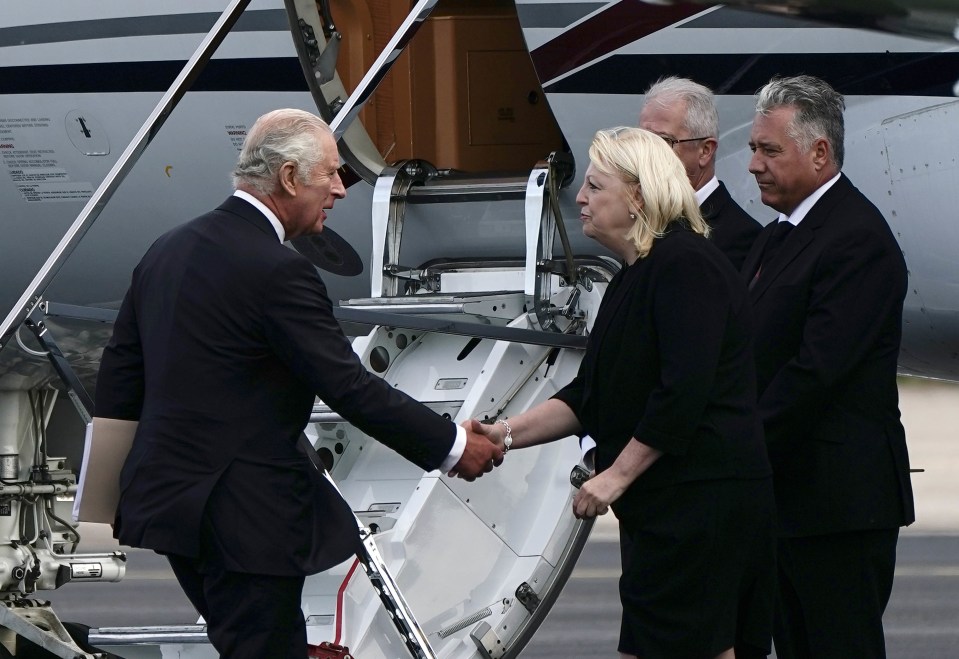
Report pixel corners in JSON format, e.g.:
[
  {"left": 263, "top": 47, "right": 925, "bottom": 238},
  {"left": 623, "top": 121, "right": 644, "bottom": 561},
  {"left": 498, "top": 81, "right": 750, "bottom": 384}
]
[{"left": 469, "top": 127, "right": 776, "bottom": 658}]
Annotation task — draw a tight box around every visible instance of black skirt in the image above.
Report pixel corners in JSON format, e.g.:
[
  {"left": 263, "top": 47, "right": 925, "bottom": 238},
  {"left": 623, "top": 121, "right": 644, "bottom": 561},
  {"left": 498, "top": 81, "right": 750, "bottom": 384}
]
[{"left": 617, "top": 477, "right": 776, "bottom": 658}]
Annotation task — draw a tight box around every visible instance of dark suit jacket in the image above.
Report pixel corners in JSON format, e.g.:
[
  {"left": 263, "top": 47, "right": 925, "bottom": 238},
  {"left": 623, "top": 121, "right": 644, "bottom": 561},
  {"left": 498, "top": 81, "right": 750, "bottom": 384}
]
[
  {"left": 742, "top": 175, "right": 915, "bottom": 537},
  {"left": 95, "top": 196, "right": 457, "bottom": 576},
  {"left": 554, "top": 224, "right": 770, "bottom": 525},
  {"left": 702, "top": 181, "right": 762, "bottom": 271}
]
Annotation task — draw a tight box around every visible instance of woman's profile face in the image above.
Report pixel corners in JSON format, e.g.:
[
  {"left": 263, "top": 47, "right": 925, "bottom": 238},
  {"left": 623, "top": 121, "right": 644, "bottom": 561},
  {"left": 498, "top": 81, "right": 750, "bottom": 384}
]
[{"left": 575, "top": 162, "right": 638, "bottom": 260}]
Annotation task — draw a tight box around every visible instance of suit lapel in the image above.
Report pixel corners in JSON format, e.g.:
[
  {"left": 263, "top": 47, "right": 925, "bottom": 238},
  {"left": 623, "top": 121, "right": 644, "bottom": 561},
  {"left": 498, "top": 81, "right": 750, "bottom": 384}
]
[
  {"left": 748, "top": 226, "right": 812, "bottom": 300},
  {"left": 748, "top": 175, "right": 853, "bottom": 302},
  {"left": 700, "top": 182, "right": 728, "bottom": 222},
  {"left": 742, "top": 221, "right": 774, "bottom": 282}
]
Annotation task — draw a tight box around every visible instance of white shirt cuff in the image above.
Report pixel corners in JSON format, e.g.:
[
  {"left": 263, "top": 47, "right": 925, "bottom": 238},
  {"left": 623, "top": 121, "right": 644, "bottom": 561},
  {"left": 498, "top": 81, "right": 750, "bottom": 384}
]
[
  {"left": 580, "top": 435, "right": 596, "bottom": 471},
  {"left": 439, "top": 425, "right": 467, "bottom": 473},
  {"left": 580, "top": 434, "right": 596, "bottom": 458}
]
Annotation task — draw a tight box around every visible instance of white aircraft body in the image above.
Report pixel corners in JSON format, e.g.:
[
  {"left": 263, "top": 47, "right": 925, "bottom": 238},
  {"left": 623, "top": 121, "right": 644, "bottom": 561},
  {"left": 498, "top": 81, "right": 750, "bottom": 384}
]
[{"left": 0, "top": 1, "right": 956, "bottom": 657}]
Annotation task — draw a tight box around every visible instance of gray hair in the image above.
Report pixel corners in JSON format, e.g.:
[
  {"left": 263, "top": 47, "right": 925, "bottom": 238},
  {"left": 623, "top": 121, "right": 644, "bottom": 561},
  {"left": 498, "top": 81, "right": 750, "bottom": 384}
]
[
  {"left": 232, "top": 109, "right": 332, "bottom": 194},
  {"left": 644, "top": 76, "right": 718, "bottom": 139},
  {"left": 755, "top": 75, "right": 845, "bottom": 169}
]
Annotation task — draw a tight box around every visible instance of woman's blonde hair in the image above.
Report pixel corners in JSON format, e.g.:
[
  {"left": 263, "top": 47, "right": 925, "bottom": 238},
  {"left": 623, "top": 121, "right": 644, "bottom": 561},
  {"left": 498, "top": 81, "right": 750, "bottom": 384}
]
[{"left": 588, "top": 127, "right": 707, "bottom": 259}]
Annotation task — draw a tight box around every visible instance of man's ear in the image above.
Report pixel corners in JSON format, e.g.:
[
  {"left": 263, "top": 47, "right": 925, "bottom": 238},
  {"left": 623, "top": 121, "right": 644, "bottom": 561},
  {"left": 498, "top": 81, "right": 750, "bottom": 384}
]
[
  {"left": 278, "top": 161, "right": 298, "bottom": 196},
  {"left": 811, "top": 138, "right": 830, "bottom": 170},
  {"left": 699, "top": 137, "right": 718, "bottom": 167}
]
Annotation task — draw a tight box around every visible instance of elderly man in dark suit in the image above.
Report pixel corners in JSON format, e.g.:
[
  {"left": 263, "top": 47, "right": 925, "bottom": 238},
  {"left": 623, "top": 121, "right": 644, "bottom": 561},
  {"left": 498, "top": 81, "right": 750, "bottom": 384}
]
[
  {"left": 640, "top": 76, "right": 761, "bottom": 270},
  {"left": 95, "top": 109, "right": 503, "bottom": 659},
  {"left": 743, "top": 75, "right": 915, "bottom": 658}
]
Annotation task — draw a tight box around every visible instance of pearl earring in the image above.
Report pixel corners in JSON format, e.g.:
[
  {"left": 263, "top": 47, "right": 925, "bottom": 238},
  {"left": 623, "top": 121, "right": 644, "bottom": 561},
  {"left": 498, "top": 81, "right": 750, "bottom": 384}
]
[{"left": 629, "top": 213, "right": 637, "bottom": 220}]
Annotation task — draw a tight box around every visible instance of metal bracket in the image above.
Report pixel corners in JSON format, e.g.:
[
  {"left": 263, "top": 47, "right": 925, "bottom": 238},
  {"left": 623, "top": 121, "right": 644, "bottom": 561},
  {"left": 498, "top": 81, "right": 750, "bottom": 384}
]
[
  {"left": 524, "top": 154, "right": 579, "bottom": 333},
  {"left": 514, "top": 582, "right": 541, "bottom": 614},
  {"left": 297, "top": 16, "right": 341, "bottom": 84},
  {"left": 23, "top": 304, "right": 94, "bottom": 424},
  {"left": 0, "top": 602, "right": 103, "bottom": 658},
  {"left": 470, "top": 621, "right": 506, "bottom": 659},
  {"left": 371, "top": 161, "right": 436, "bottom": 298},
  {"left": 569, "top": 465, "right": 591, "bottom": 489}
]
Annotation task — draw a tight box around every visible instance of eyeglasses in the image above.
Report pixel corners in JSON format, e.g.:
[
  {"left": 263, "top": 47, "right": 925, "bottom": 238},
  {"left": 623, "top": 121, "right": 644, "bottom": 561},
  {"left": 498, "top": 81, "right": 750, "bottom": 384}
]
[{"left": 659, "top": 135, "right": 709, "bottom": 148}]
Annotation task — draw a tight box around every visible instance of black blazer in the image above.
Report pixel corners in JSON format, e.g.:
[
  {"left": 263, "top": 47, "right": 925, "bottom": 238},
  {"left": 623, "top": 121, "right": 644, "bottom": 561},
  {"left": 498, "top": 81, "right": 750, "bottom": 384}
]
[
  {"left": 95, "top": 196, "right": 457, "bottom": 576},
  {"left": 554, "top": 225, "right": 770, "bottom": 525},
  {"left": 702, "top": 181, "right": 762, "bottom": 271},
  {"left": 742, "top": 175, "right": 915, "bottom": 537}
]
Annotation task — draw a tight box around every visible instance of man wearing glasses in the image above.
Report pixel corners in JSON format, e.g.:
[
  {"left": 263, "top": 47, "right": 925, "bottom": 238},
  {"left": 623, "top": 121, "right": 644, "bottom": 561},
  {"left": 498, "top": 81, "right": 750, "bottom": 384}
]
[{"left": 640, "top": 76, "right": 761, "bottom": 270}]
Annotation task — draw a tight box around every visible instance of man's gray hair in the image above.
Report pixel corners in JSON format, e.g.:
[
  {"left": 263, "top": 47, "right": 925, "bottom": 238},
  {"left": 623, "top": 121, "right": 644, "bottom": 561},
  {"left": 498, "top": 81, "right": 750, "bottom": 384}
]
[
  {"left": 232, "top": 109, "right": 332, "bottom": 194},
  {"left": 644, "top": 76, "right": 718, "bottom": 139},
  {"left": 756, "top": 75, "right": 845, "bottom": 169}
]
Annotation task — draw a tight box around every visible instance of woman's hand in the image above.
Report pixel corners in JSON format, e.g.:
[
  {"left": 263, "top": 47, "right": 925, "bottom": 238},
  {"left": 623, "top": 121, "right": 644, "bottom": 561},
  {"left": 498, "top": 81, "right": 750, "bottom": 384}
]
[
  {"left": 571, "top": 438, "right": 662, "bottom": 518},
  {"left": 461, "top": 418, "right": 507, "bottom": 453},
  {"left": 571, "top": 469, "right": 628, "bottom": 519}
]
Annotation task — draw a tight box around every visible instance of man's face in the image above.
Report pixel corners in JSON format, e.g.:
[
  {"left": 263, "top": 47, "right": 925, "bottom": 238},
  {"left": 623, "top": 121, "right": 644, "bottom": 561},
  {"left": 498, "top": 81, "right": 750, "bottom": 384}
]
[
  {"left": 282, "top": 131, "right": 346, "bottom": 239},
  {"left": 639, "top": 98, "right": 712, "bottom": 190},
  {"left": 748, "top": 106, "right": 822, "bottom": 216}
]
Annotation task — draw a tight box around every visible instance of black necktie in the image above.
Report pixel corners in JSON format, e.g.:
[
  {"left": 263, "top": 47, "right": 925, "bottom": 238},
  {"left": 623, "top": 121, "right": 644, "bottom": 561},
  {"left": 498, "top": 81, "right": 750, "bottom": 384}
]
[
  {"left": 763, "top": 221, "right": 794, "bottom": 265},
  {"left": 750, "top": 221, "right": 793, "bottom": 289}
]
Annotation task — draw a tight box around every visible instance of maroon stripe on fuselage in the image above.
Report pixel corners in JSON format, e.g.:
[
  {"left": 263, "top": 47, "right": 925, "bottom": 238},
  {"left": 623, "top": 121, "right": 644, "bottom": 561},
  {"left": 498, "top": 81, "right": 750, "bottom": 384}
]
[{"left": 529, "top": 0, "right": 705, "bottom": 84}]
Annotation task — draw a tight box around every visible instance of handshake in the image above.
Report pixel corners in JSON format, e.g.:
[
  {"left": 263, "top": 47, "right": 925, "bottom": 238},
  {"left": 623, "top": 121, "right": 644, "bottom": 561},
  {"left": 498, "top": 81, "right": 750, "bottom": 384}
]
[{"left": 447, "top": 418, "right": 509, "bottom": 481}]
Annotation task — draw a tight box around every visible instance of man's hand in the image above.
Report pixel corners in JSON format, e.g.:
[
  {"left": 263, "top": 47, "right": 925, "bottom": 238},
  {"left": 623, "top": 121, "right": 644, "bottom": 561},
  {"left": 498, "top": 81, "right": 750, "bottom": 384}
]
[
  {"left": 448, "top": 422, "right": 504, "bottom": 481},
  {"left": 461, "top": 418, "right": 507, "bottom": 453}
]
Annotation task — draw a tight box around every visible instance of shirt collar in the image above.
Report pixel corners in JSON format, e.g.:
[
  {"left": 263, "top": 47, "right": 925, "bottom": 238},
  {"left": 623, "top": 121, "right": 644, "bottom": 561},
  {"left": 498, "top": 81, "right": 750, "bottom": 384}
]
[
  {"left": 694, "top": 176, "right": 720, "bottom": 207},
  {"left": 233, "top": 189, "right": 285, "bottom": 242},
  {"left": 778, "top": 172, "right": 841, "bottom": 226}
]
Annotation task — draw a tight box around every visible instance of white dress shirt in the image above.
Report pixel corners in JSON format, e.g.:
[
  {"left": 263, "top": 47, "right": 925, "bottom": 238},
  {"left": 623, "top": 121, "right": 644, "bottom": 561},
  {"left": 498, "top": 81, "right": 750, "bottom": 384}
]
[{"left": 776, "top": 172, "right": 841, "bottom": 227}]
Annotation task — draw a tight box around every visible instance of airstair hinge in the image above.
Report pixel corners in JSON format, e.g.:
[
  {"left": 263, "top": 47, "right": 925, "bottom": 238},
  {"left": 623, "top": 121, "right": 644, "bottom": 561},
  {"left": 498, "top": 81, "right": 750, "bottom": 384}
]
[
  {"left": 514, "top": 581, "right": 541, "bottom": 614},
  {"left": 382, "top": 266, "right": 439, "bottom": 292},
  {"left": 526, "top": 154, "right": 581, "bottom": 332},
  {"left": 370, "top": 160, "right": 437, "bottom": 298},
  {"left": 296, "top": 18, "right": 322, "bottom": 70},
  {"left": 291, "top": 0, "right": 341, "bottom": 87}
]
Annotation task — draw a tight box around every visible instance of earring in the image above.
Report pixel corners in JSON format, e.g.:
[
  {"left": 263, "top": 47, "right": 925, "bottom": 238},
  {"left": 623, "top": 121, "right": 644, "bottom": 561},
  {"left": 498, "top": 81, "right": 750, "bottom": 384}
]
[{"left": 629, "top": 213, "right": 637, "bottom": 220}]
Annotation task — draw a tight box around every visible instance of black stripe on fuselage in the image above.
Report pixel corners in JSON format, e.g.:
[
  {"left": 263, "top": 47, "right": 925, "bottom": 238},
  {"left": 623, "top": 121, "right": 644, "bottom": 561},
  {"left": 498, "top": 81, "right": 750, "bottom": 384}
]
[
  {"left": 515, "top": 2, "right": 606, "bottom": 28},
  {"left": 0, "top": 58, "right": 308, "bottom": 94},
  {"left": 543, "top": 52, "right": 959, "bottom": 97},
  {"left": 0, "top": 10, "right": 289, "bottom": 48}
]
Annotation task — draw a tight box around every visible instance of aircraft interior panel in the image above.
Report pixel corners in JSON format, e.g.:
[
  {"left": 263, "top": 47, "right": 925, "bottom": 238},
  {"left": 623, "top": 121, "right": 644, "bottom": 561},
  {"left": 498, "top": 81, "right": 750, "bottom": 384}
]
[
  {"left": 325, "top": 0, "right": 565, "bottom": 173},
  {"left": 393, "top": 198, "right": 602, "bottom": 281}
]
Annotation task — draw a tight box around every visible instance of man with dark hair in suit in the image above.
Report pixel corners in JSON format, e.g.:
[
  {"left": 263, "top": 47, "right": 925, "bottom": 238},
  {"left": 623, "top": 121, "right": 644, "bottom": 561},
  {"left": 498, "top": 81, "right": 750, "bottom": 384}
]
[
  {"left": 95, "top": 109, "right": 503, "bottom": 659},
  {"left": 743, "top": 75, "right": 915, "bottom": 658},
  {"left": 640, "top": 76, "right": 761, "bottom": 270}
]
